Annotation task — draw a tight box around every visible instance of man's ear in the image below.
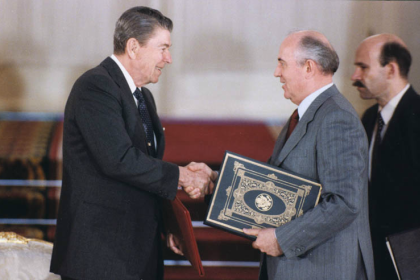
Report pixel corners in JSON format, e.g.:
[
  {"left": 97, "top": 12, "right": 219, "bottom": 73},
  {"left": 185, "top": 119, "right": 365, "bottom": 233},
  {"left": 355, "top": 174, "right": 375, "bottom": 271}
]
[
  {"left": 126, "top": 38, "right": 140, "bottom": 59},
  {"left": 304, "top": 59, "right": 317, "bottom": 78},
  {"left": 386, "top": 61, "right": 399, "bottom": 79}
]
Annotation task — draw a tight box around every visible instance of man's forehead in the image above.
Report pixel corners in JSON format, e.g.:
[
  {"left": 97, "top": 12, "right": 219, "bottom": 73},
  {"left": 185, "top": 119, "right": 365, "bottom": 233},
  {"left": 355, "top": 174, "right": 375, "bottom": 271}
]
[
  {"left": 278, "top": 41, "right": 294, "bottom": 59},
  {"left": 356, "top": 41, "right": 380, "bottom": 62},
  {"left": 355, "top": 44, "right": 369, "bottom": 58},
  {"left": 363, "top": 37, "right": 386, "bottom": 52},
  {"left": 147, "top": 28, "right": 171, "bottom": 44},
  {"left": 277, "top": 52, "right": 290, "bottom": 64}
]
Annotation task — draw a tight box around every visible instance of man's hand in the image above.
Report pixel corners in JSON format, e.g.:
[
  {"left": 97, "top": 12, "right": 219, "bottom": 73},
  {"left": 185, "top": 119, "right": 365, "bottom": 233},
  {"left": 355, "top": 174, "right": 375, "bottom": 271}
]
[
  {"left": 187, "top": 162, "right": 218, "bottom": 181},
  {"left": 243, "top": 228, "right": 283, "bottom": 257},
  {"left": 179, "top": 165, "right": 212, "bottom": 199},
  {"left": 187, "top": 162, "right": 218, "bottom": 194},
  {"left": 167, "top": 233, "right": 184, "bottom": 256}
]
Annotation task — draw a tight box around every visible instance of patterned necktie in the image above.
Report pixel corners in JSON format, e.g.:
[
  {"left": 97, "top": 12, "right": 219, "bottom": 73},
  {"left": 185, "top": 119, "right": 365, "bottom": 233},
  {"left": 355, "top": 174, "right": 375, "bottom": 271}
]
[
  {"left": 133, "top": 88, "right": 155, "bottom": 155},
  {"left": 286, "top": 109, "right": 299, "bottom": 140},
  {"left": 371, "top": 111, "right": 384, "bottom": 174}
]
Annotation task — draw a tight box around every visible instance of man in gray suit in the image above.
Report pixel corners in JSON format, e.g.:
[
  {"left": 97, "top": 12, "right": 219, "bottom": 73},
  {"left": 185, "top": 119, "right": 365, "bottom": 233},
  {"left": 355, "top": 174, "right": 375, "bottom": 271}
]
[{"left": 244, "top": 31, "right": 374, "bottom": 279}]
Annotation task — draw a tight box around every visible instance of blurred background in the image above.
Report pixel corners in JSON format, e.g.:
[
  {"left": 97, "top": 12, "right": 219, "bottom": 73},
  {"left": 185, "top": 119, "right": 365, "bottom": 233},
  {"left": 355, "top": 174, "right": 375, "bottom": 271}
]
[{"left": 1, "top": 0, "right": 420, "bottom": 119}]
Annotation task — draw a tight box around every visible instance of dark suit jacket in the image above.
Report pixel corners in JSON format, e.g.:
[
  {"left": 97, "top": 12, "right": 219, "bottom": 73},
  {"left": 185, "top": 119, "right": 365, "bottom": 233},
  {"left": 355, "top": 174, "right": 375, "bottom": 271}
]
[
  {"left": 362, "top": 86, "right": 420, "bottom": 279},
  {"left": 264, "top": 85, "right": 374, "bottom": 280},
  {"left": 50, "top": 57, "right": 179, "bottom": 280}
]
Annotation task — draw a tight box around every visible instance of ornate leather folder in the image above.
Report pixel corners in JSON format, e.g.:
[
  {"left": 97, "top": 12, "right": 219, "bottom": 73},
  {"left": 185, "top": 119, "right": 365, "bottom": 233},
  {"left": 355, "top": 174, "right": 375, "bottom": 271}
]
[
  {"left": 162, "top": 196, "right": 204, "bottom": 277},
  {"left": 205, "top": 151, "right": 322, "bottom": 240}
]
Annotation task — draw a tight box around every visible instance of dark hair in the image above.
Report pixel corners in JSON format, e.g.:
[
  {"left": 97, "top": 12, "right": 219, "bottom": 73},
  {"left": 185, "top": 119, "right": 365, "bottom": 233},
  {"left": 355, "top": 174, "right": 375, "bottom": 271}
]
[
  {"left": 113, "top": 6, "right": 173, "bottom": 54},
  {"left": 296, "top": 36, "right": 339, "bottom": 74},
  {"left": 379, "top": 42, "right": 412, "bottom": 78}
]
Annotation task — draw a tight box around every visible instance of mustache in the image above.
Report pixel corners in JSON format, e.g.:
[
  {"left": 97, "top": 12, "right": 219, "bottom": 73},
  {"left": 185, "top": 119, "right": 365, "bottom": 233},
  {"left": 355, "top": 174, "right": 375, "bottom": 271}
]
[{"left": 352, "top": 80, "right": 365, "bottom": 88}]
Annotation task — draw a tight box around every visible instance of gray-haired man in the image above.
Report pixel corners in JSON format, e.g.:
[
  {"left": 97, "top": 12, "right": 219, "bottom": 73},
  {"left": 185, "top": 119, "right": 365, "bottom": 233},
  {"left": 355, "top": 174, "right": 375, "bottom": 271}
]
[
  {"left": 50, "top": 7, "right": 216, "bottom": 280},
  {"left": 244, "top": 31, "right": 374, "bottom": 280}
]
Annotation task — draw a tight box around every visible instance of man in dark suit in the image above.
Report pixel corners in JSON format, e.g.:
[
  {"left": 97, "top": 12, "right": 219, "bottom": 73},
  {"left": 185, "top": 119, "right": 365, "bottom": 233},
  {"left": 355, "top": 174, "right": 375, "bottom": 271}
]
[
  {"left": 244, "top": 31, "right": 374, "bottom": 279},
  {"left": 50, "top": 7, "right": 216, "bottom": 280},
  {"left": 352, "top": 34, "right": 420, "bottom": 280}
]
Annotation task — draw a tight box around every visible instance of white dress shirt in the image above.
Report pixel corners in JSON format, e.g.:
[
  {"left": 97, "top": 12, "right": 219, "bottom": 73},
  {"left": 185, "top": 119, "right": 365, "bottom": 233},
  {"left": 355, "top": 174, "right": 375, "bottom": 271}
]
[
  {"left": 297, "top": 83, "right": 334, "bottom": 119},
  {"left": 110, "top": 54, "right": 157, "bottom": 150}
]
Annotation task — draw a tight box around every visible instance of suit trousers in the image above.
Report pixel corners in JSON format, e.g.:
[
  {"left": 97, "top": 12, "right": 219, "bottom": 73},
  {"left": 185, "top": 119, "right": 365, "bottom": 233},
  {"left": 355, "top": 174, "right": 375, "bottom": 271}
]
[
  {"left": 141, "top": 229, "right": 163, "bottom": 280},
  {"left": 60, "top": 230, "right": 162, "bottom": 280}
]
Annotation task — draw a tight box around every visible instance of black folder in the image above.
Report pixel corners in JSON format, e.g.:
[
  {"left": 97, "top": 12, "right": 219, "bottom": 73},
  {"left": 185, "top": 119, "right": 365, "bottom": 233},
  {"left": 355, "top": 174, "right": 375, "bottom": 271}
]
[
  {"left": 205, "top": 151, "right": 322, "bottom": 240},
  {"left": 386, "top": 227, "right": 420, "bottom": 280}
]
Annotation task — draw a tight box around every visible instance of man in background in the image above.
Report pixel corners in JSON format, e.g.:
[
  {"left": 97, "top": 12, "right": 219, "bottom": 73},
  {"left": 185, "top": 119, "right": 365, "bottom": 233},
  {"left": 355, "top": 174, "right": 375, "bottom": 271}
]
[
  {"left": 50, "top": 7, "right": 216, "bottom": 280},
  {"left": 352, "top": 34, "right": 420, "bottom": 280},
  {"left": 244, "top": 30, "right": 374, "bottom": 279}
]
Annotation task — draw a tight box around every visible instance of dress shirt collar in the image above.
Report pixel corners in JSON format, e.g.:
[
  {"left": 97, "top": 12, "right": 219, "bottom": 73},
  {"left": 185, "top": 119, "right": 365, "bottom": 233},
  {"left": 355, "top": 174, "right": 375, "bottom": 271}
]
[
  {"left": 110, "top": 54, "right": 138, "bottom": 94},
  {"left": 297, "top": 83, "right": 334, "bottom": 120},
  {"left": 379, "top": 83, "right": 410, "bottom": 125}
]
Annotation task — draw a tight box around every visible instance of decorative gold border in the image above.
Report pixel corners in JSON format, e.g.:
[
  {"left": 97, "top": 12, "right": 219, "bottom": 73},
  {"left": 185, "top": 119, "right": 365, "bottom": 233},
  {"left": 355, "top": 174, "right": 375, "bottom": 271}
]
[
  {"left": 226, "top": 172, "right": 300, "bottom": 227},
  {"left": 206, "top": 152, "right": 322, "bottom": 233}
]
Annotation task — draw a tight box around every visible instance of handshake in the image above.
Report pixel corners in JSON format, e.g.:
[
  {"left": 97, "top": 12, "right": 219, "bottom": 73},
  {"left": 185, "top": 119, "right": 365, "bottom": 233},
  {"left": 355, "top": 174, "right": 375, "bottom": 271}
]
[{"left": 178, "top": 162, "right": 218, "bottom": 199}]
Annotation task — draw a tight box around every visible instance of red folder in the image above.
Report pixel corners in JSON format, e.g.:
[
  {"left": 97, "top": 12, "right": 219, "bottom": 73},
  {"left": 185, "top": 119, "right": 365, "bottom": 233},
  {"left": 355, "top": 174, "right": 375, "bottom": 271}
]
[{"left": 163, "top": 196, "right": 205, "bottom": 277}]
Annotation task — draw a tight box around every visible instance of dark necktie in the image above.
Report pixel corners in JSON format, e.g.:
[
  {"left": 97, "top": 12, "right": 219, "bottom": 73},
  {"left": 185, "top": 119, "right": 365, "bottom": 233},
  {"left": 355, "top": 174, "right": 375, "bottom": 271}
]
[
  {"left": 371, "top": 111, "right": 384, "bottom": 174},
  {"left": 133, "top": 88, "right": 156, "bottom": 156},
  {"left": 286, "top": 109, "right": 299, "bottom": 140}
]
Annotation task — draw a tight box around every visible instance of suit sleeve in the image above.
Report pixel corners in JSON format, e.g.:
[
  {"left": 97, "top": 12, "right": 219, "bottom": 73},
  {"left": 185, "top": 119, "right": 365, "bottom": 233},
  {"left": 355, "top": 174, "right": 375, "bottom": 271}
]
[
  {"left": 71, "top": 73, "right": 178, "bottom": 200},
  {"left": 275, "top": 109, "right": 368, "bottom": 257}
]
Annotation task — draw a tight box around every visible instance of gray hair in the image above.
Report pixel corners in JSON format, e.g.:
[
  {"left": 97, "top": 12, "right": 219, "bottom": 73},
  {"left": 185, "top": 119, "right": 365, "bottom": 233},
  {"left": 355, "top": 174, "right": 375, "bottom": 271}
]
[
  {"left": 295, "top": 36, "right": 339, "bottom": 74},
  {"left": 113, "top": 6, "right": 173, "bottom": 54}
]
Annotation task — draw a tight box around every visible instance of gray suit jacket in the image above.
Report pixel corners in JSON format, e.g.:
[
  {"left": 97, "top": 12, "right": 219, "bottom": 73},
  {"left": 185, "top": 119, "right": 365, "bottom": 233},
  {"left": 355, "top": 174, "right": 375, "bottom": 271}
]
[{"left": 263, "top": 85, "right": 374, "bottom": 280}]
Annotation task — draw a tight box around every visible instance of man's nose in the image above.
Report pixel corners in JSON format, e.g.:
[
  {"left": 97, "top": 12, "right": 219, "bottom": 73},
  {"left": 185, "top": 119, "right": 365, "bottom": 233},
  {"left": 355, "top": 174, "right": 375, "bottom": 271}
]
[
  {"left": 351, "top": 68, "right": 360, "bottom": 81},
  {"left": 164, "top": 51, "right": 172, "bottom": 64},
  {"left": 274, "top": 66, "right": 281, "bottom": 78}
]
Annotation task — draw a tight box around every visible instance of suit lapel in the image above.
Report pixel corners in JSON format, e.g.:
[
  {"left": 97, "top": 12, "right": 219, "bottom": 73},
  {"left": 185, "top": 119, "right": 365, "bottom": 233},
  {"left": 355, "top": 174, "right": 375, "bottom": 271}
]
[
  {"left": 101, "top": 57, "right": 140, "bottom": 121},
  {"left": 380, "top": 86, "right": 415, "bottom": 150},
  {"left": 269, "top": 121, "right": 289, "bottom": 165},
  {"left": 101, "top": 57, "right": 134, "bottom": 103},
  {"left": 273, "top": 85, "right": 339, "bottom": 166},
  {"left": 361, "top": 105, "right": 378, "bottom": 145},
  {"left": 100, "top": 57, "right": 156, "bottom": 156}
]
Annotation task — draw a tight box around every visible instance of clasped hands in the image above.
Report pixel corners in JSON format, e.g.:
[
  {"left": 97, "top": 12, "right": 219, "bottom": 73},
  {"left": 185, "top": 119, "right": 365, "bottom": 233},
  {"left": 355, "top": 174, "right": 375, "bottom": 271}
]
[{"left": 178, "top": 162, "right": 218, "bottom": 199}]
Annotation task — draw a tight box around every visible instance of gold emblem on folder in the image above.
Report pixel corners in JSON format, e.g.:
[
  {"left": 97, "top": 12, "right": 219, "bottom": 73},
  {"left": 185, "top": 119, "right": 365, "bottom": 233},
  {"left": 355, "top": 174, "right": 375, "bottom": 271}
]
[{"left": 255, "top": 193, "right": 273, "bottom": 212}]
